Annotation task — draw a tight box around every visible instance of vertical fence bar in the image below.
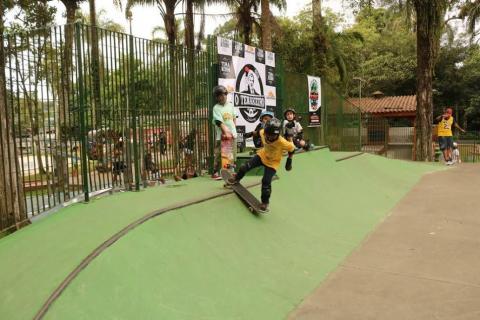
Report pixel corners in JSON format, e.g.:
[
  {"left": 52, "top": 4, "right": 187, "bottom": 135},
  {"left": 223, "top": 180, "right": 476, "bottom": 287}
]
[
  {"left": 129, "top": 34, "right": 140, "bottom": 190},
  {"left": 206, "top": 36, "right": 215, "bottom": 174},
  {"left": 75, "top": 23, "right": 90, "bottom": 201}
]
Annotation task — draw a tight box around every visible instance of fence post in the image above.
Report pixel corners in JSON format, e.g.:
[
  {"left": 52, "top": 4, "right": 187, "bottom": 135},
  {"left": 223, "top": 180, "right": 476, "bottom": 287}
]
[
  {"left": 339, "top": 97, "right": 344, "bottom": 151},
  {"left": 358, "top": 113, "right": 362, "bottom": 152},
  {"left": 384, "top": 119, "right": 389, "bottom": 157},
  {"left": 206, "top": 36, "right": 216, "bottom": 174},
  {"left": 75, "top": 23, "right": 90, "bottom": 201},
  {"left": 128, "top": 33, "right": 140, "bottom": 191}
]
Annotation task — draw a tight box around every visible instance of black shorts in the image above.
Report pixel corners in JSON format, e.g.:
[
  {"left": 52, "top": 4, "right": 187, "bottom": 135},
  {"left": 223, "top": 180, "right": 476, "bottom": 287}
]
[{"left": 438, "top": 136, "right": 453, "bottom": 151}]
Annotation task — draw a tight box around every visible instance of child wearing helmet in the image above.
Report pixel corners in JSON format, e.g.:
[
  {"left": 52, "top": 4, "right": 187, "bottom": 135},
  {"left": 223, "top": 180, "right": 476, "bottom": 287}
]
[
  {"left": 212, "top": 85, "right": 237, "bottom": 179},
  {"left": 244, "top": 110, "right": 274, "bottom": 148},
  {"left": 227, "top": 118, "right": 295, "bottom": 213},
  {"left": 283, "top": 108, "right": 309, "bottom": 151}
]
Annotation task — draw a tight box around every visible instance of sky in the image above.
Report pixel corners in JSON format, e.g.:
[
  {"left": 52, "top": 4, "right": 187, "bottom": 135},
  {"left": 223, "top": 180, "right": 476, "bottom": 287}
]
[{"left": 47, "top": 0, "right": 353, "bottom": 39}]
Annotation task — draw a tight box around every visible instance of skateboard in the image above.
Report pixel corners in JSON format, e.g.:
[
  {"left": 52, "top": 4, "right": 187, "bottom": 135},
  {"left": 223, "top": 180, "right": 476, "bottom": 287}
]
[
  {"left": 220, "top": 138, "right": 235, "bottom": 170},
  {"left": 221, "top": 169, "right": 263, "bottom": 214}
]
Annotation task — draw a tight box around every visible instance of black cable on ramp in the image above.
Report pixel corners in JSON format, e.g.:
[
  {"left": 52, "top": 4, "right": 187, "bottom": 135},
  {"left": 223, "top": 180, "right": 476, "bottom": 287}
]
[{"left": 33, "top": 181, "right": 263, "bottom": 320}]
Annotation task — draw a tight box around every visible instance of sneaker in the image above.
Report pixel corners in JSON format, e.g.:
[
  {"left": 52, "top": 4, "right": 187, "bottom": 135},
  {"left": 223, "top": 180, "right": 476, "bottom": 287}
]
[
  {"left": 211, "top": 173, "right": 222, "bottom": 180},
  {"left": 258, "top": 203, "right": 269, "bottom": 213},
  {"left": 226, "top": 175, "right": 238, "bottom": 186},
  {"left": 446, "top": 161, "right": 453, "bottom": 166}
]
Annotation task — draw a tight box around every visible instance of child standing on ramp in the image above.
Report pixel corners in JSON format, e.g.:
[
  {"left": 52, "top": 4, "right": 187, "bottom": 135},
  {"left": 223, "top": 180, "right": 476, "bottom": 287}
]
[
  {"left": 212, "top": 85, "right": 237, "bottom": 179},
  {"left": 226, "top": 118, "right": 295, "bottom": 213}
]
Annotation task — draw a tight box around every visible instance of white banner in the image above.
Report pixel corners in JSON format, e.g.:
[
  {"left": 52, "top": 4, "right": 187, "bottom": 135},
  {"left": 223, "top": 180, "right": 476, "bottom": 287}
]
[
  {"left": 217, "top": 37, "right": 276, "bottom": 133},
  {"left": 307, "top": 75, "right": 321, "bottom": 112}
]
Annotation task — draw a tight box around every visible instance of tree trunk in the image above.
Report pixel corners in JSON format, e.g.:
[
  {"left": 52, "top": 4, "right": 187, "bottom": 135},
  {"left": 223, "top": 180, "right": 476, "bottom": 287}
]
[
  {"left": 58, "top": 0, "right": 78, "bottom": 200},
  {"left": 90, "top": 0, "right": 102, "bottom": 127},
  {"left": 196, "top": 4, "right": 205, "bottom": 51},
  {"left": 413, "top": 0, "right": 447, "bottom": 161},
  {"left": 261, "top": 0, "right": 272, "bottom": 51},
  {"left": 238, "top": 2, "right": 252, "bottom": 45},
  {"left": 12, "top": 46, "right": 47, "bottom": 175},
  {"left": 0, "top": 1, "right": 27, "bottom": 231},
  {"left": 312, "top": 0, "right": 327, "bottom": 76},
  {"left": 163, "top": 1, "right": 180, "bottom": 176},
  {"left": 184, "top": 0, "right": 195, "bottom": 50},
  {"left": 164, "top": 1, "right": 177, "bottom": 46}
]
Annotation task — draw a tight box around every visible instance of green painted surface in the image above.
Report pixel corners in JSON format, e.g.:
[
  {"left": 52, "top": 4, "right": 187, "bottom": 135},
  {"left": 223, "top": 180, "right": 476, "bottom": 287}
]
[
  {"left": 0, "top": 150, "right": 443, "bottom": 320},
  {"left": 31, "top": 151, "right": 441, "bottom": 320},
  {"left": 0, "top": 176, "right": 256, "bottom": 320}
]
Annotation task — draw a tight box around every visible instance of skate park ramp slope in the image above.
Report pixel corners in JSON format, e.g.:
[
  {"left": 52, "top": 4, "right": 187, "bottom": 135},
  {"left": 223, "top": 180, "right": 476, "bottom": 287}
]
[{"left": 0, "top": 149, "right": 443, "bottom": 320}]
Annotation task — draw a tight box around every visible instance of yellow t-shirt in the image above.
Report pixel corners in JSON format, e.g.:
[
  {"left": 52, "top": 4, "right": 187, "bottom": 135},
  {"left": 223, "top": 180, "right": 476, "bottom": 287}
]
[
  {"left": 437, "top": 117, "right": 454, "bottom": 137},
  {"left": 257, "top": 129, "right": 295, "bottom": 170}
]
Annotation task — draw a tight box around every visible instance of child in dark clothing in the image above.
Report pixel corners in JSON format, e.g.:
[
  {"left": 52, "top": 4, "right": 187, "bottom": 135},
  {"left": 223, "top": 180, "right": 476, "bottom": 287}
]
[
  {"left": 227, "top": 118, "right": 294, "bottom": 213},
  {"left": 282, "top": 108, "right": 310, "bottom": 151},
  {"left": 244, "top": 111, "right": 274, "bottom": 148}
]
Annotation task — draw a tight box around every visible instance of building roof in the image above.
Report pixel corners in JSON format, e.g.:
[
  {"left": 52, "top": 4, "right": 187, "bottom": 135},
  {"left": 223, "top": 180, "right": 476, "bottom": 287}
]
[{"left": 348, "top": 95, "right": 416, "bottom": 116}]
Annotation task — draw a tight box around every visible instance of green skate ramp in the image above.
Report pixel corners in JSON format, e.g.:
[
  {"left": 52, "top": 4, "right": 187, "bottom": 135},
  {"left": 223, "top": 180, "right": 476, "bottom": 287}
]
[
  {"left": 41, "top": 150, "right": 441, "bottom": 320},
  {"left": 0, "top": 149, "right": 442, "bottom": 320}
]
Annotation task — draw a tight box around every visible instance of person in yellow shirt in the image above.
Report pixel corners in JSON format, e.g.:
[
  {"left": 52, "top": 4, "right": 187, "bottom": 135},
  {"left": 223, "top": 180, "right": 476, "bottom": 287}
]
[
  {"left": 227, "top": 118, "right": 295, "bottom": 212},
  {"left": 435, "top": 108, "right": 465, "bottom": 165}
]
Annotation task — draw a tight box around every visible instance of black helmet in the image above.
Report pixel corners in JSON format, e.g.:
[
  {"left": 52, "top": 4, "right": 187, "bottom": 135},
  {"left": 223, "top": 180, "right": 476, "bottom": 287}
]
[
  {"left": 284, "top": 108, "right": 296, "bottom": 118},
  {"left": 264, "top": 118, "right": 282, "bottom": 135},
  {"left": 213, "top": 85, "right": 228, "bottom": 97}
]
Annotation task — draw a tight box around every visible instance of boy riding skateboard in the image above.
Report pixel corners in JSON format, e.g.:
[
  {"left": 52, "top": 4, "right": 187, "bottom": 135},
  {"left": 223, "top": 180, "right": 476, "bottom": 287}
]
[{"left": 226, "top": 118, "right": 295, "bottom": 213}]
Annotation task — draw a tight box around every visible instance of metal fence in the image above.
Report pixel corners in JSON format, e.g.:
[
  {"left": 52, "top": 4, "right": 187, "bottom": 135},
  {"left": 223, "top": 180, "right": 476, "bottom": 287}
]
[
  {"left": 445, "top": 130, "right": 480, "bottom": 163},
  {"left": 323, "top": 85, "right": 361, "bottom": 151},
  {"left": 3, "top": 23, "right": 213, "bottom": 220},
  {"left": 361, "top": 116, "right": 415, "bottom": 160},
  {"left": 1, "top": 23, "right": 365, "bottom": 233},
  {"left": 278, "top": 69, "right": 361, "bottom": 149}
]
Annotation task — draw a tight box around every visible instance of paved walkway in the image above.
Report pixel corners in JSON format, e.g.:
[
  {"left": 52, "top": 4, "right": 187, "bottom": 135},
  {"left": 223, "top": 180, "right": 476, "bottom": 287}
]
[{"left": 290, "top": 163, "right": 480, "bottom": 320}]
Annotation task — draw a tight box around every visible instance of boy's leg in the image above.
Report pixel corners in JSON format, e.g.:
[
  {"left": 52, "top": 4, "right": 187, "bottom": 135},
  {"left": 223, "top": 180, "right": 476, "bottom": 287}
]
[
  {"left": 233, "top": 154, "right": 262, "bottom": 182},
  {"left": 260, "top": 166, "right": 277, "bottom": 205}
]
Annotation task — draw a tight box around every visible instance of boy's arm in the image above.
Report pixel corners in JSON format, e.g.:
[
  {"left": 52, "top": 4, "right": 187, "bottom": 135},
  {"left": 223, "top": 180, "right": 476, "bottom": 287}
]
[
  {"left": 454, "top": 122, "right": 466, "bottom": 133},
  {"left": 285, "top": 140, "right": 295, "bottom": 171},
  {"left": 244, "top": 126, "right": 260, "bottom": 139},
  {"left": 213, "top": 108, "right": 233, "bottom": 139}
]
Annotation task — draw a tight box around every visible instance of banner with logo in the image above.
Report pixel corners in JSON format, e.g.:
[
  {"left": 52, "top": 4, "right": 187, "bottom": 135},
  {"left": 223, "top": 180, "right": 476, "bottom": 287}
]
[
  {"left": 307, "top": 75, "right": 321, "bottom": 127},
  {"left": 217, "top": 37, "right": 276, "bottom": 133}
]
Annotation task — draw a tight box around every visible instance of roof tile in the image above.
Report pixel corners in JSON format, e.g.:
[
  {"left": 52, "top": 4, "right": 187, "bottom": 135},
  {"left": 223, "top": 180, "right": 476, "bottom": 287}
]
[{"left": 348, "top": 95, "right": 416, "bottom": 114}]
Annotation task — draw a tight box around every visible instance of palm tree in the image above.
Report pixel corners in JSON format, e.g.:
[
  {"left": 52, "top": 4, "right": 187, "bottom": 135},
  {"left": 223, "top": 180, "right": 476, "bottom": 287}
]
[
  {"left": 196, "top": 2, "right": 206, "bottom": 50},
  {"left": 261, "top": 0, "right": 273, "bottom": 50},
  {"left": 89, "top": 0, "right": 102, "bottom": 127},
  {"left": 125, "top": 0, "right": 182, "bottom": 47},
  {"left": 312, "top": 0, "right": 328, "bottom": 76},
  {"left": 57, "top": 0, "right": 86, "bottom": 199},
  {"left": 224, "top": 0, "right": 285, "bottom": 46},
  {"left": 459, "top": 0, "right": 480, "bottom": 40},
  {"left": 151, "top": 19, "right": 185, "bottom": 44},
  {"left": 184, "top": 0, "right": 195, "bottom": 49}
]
